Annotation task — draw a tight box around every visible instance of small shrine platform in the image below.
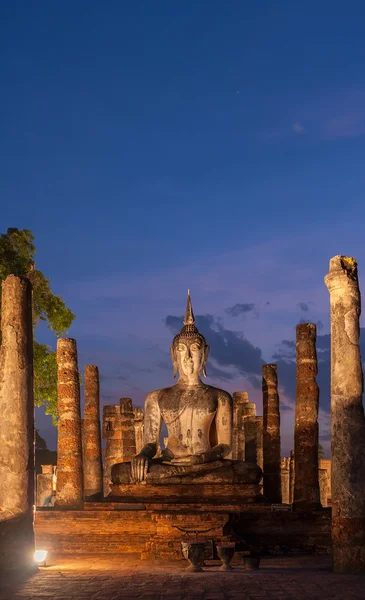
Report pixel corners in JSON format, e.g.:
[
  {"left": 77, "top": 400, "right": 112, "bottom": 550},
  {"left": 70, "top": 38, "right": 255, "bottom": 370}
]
[
  {"left": 35, "top": 483, "right": 331, "bottom": 559},
  {"left": 35, "top": 484, "right": 263, "bottom": 559}
]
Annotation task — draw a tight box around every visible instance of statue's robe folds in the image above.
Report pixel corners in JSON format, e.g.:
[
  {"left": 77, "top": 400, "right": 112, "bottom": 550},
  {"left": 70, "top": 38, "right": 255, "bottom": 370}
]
[{"left": 111, "top": 458, "right": 262, "bottom": 485}]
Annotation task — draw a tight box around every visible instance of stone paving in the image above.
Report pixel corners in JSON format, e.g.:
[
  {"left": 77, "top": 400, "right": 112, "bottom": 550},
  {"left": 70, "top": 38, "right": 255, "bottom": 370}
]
[{"left": 1, "top": 554, "right": 365, "bottom": 600}]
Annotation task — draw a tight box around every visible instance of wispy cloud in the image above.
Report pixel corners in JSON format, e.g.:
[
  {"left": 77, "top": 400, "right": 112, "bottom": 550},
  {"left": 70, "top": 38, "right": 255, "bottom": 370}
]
[
  {"left": 292, "top": 122, "right": 304, "bottom": 134},
  {"left": 325, "top": 112, "right": 365, "bottom": 139}
]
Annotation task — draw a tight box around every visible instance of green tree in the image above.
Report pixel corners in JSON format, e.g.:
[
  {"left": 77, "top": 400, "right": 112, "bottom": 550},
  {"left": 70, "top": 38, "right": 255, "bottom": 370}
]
[
  {"left": 318, "top": 443, "right": 325, "bottom": 460},
  {"left": 0, "top": 228, "right": 75, "bottom": 423}
]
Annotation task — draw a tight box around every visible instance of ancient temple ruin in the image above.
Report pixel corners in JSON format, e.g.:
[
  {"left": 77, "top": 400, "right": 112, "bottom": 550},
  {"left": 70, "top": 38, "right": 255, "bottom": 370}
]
[{"left": 1, "top": 257, "right": 365, "bottom": 574}]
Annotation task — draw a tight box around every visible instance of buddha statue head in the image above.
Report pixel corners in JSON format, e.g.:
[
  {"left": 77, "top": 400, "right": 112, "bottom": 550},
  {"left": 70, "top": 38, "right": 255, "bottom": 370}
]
[{"left": 170, "top": 291, "right": 210, "bottom": 380}]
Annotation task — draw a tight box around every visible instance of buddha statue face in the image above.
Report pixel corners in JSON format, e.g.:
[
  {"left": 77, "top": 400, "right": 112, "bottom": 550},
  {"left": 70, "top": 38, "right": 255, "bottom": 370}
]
[
  {"left": 172, "top": 336, "right": 210, "bottom": 379},
  {"left": 170, "top": 291, "right": 210, "bottom": 381}
]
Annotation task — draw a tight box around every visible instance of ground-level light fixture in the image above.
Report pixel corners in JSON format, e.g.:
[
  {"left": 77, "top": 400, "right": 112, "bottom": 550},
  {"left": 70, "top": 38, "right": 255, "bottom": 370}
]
[{"left": 34, "top": 550, "right": 48, "bottom": 567}]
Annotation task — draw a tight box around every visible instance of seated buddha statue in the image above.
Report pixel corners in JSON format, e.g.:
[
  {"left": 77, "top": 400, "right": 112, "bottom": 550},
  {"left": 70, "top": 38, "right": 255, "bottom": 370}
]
[{"left": 111, "top": 291, "right": 262, "bottom": 486}]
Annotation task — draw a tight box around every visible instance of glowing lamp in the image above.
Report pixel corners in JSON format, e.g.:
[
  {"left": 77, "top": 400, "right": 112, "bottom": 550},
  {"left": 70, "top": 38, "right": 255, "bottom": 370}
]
[{"left": 34, "top": 550, "right": 48, "bottom": 566}]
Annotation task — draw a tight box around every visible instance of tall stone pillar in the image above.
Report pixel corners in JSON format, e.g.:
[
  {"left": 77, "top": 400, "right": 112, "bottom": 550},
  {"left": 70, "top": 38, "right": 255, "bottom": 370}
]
[
  {"left": 0, "top": 275, "right": 34, "bottom": 565},
  {"left": 55, "top": 338, "right": 84, "bottom": 508},
  {"left": 289, "top": 450, "right": 295, "bottom": 504},
  {"left": 120, "top": 398, "right": 137, "bottom": 462},
  {"left": 294, "top": 323, "right": 320, "bottom": 509},
  {"left": 319, "top": 468, "right": 328, "bottom": 508},
  {"left": 103, "top": 405, "right": 122, "bottom": 496},
  {"left": 244, "top": 413, "right": 263, "bottom": 463},
  {"left": 83, "top": 365, "right": 103, "bottom": 497},
  {"left": 262, "top": 363, "right": 282, "bottom": 503},
  {"left": 325, "top": 255, "right": 365, "bottom": 572},
  {"left": 133, "top": 407, "right": 144, "bottom": 454},
  {"left": 232, "top": 392, "right": 248, "bottom": 460},
  {"left": 254, "top": 416, "right": 264, "bottom": 471},
  {"left": 281, "top": 457, "right": 290, "bottom": 504}
]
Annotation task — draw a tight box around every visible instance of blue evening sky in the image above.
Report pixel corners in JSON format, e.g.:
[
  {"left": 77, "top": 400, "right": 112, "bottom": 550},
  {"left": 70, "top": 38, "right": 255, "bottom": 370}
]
[{"left": 1, "top": 1, "right": 365, "bottom": 453}]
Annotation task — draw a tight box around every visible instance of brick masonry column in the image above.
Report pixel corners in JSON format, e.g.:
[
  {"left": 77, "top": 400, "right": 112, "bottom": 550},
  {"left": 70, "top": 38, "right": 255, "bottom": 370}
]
[
  {"left": 55, "top": 338, "right": 83, "bottom": 508},
  {"left": 120, "top": 398, "right": 137, "bottom": 462},
  {"left": 0, "top": 276, "right": 34, "bottom": 515},
  {"left": 133, "top": 407, "right": 144, "bottom": 454},
  {"left": 281, "top": 457, "right": 290, "bottom": 504},
  {"left": 232, "top": 392, "right": 249, "bottom": 460},
  {"left": 262, "top": 363, "right": 282, "bottom": 503},
  {"left": 289, "top": 450, "right": 295, "bottom": 504},
  {"left": 325, "top": 255, "right": 365, "bottom": 572},
  {"left": 103, "top": 405, "right": 122, "bottom": 496},
  {"left": 0, "top": 275, "right": 35, "bottom": 569},
  {"left": 294, "top": 323, "right": 320, "bottom": 509},
  {"left": 319, "top": 468, "right": 328, "bottom": 508},
  {"left": 83, "top": 365, "right": 103, "bottom": 497},
  {"left": 36, "top": 465, "right": 54, "bottom": 507}
]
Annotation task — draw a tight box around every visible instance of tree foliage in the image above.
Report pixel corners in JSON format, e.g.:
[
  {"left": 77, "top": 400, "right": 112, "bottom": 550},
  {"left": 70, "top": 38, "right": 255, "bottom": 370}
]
[{"left": 0, "top": 228, "right": 75, "bottom": 423}]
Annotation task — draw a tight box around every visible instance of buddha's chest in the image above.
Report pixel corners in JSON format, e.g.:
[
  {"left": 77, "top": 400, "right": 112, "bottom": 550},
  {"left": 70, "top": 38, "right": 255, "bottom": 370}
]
[{"left": 159, "top": 390, "right": 217, "bottom": 444}]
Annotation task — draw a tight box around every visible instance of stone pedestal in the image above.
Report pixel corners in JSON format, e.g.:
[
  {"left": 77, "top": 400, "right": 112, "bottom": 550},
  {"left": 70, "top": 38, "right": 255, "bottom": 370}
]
[
  {"left": 0, "top": 276, "right": 34, "bottom": 515},
  {"left": 133, "top": 407, "right": 144, "bottom": 454},
  {"left": 103, "top": 405, "right": 122, "bottom": 497},
  {"left": 325, "top": 255, "right": 365, "bottom": 572},
  {"left": 55, "top": 338, "right": 84, "bottom": 508},
  {"left": 294, "top": 323, "right": 320, "bottom": 510},
  {"left": 281, "top": 457, "right": 290, "bottom": 504},
  {"left": 120, "top": 398, "right": 137, "bottom": 463},
  {"left": 232, "top": 392, "right": 249, "bottom": 460},
  {"left": 262, "top": 364, "right": 282, "bottom": 503},
  {"left": 83, "top": 365, "right": 103, "bottom": 497}
]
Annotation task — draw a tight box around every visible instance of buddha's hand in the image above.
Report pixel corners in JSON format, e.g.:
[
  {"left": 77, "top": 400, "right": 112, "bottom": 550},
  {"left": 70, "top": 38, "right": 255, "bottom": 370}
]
[
  {"left": 131, "top": 453, "right": 149, "bottom": 483},
  {"left": 188, "top": 454, "right": 206, "bottom": 465}
]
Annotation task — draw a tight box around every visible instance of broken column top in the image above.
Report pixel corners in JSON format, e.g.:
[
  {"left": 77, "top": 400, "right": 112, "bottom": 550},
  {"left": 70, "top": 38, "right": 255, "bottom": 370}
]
[
  {"left": 325, "top": 255, "right": 358, "bottom": 289},
  {"left": 103, "top": 405, "right": 120, "bottom": 417},
  {"left": 244, "top": 402, "right": 257, "bottom": 417},
  {"left": 296, "top": 322, "right": 316, "bottom": 338},
  {"left": 57, "top": 337, "right": 77, "bottom": 360},
  {"left": 262, "top": 363, "right": 277, "bottom": 382},
  {"left": 120, "top": 397, "right": 133, "bottom": 414},
  {"left": 232, "top": 392, "right": 249, "bottom": 403},
  {"left": 133, "top": 407, "right": 144, "bottom": 420},
  {"left": 85, "top": 364, "right": 99, "bottom": 376}
]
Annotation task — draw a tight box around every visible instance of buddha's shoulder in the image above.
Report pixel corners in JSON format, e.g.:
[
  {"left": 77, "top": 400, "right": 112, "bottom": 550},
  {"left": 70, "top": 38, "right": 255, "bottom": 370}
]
[
  {"left": 208, "top": 386, "right": 232, "bottom": 402},
  {"left": 144, "top": 386, "right": 176, "bottom": 401}
]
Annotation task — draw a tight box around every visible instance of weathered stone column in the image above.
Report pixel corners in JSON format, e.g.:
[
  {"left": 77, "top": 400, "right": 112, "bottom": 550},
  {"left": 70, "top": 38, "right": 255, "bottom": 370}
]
[
  {"left": 36, "top": 465, "right": 54, "bottom": 507},
  {"left": 83, "top": 365, "right": 103, "bottom": 497},
  {"left": 120, "top": 398, "right": 137, "bottom": 462},
  {"left": 0, "top": 275, "right": 34, "bottom": 514},
  {"left": 232, "top": 392, "right": 248, "bottom": 460},
  {"left": 320, "top": 458, "right": 332, "bottom": 502},
  {"left": 244, "top": 414, "right": 263, "bottom": 464},
  {"left": 325, "top": 255, "right": 365, "bottom": 572},
  {"left": 289, "top": 450, "right": 295, "bottom": 504},
  {"left": 133, "top": 407, "right": 144, "bottom": 454},
  {"left": 294, "top": 323, "right": 320, "bottom": 509},
  {"left": 281, "top": 457, "right": 290, "bottom": 504},
  {"left": 319, "top": 468, "right": 328, "bottom": 508},
  {"left": 103, "top": 405, "right": 122, "bottom": 496},
  {"left": 262, "top": 363, "right": 282, "bottom": 503},
  {"left": 55, "top": 338, "right": 84, "bottom": 508}
]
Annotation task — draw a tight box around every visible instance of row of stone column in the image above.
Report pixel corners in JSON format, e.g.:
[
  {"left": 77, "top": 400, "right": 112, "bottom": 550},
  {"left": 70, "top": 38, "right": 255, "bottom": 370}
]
[
  {"left": 232, "top": 322, "right": 323, "bottom": 508},
  {"left": 55, "top": 338, "right": 144, "bottom": 504}
]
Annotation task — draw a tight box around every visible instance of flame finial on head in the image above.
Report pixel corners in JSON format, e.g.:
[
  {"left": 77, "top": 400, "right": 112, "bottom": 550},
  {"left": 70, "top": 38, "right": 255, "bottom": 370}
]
[
  {"left": 184, "top": 289, "right": 195, "bottom": 326},
  {"left": 172, "top": 290, "right": 206, "bottom": 345}
]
